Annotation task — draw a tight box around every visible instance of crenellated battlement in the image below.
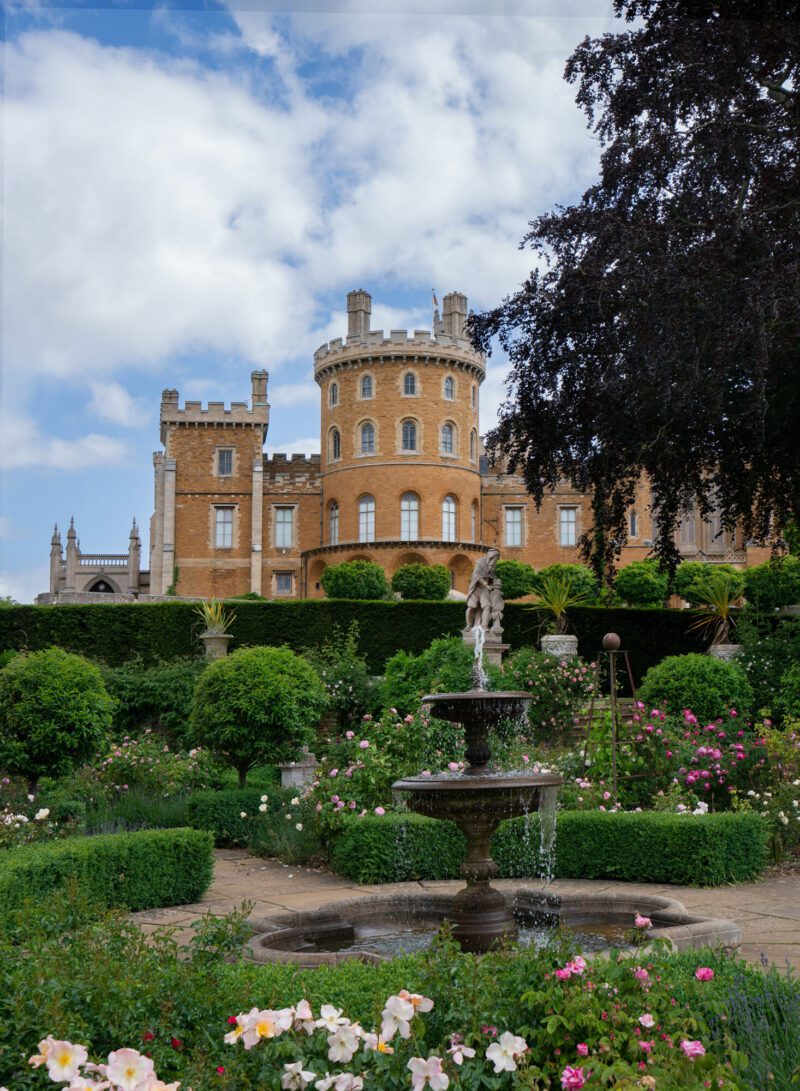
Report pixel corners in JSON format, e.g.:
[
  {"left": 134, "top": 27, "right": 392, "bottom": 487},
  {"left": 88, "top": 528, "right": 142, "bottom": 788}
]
[{"left": 160, "top": 370, "right": 269, "bottom": 444}]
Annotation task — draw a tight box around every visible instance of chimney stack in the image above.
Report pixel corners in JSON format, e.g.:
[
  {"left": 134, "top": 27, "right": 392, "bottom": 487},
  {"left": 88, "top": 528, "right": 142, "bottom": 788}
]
[{"left": 251, "top": 369, "right": 269, "bottom": 407}]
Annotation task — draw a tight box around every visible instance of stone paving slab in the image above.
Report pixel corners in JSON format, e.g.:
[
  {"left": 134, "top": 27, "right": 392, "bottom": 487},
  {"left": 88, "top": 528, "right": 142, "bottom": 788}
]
[{"left": 131, "top": 851, "right": 800, "bottom": 968}]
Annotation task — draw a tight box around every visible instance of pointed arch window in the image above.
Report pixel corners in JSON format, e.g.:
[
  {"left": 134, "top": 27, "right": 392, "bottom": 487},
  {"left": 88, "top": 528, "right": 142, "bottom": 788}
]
[
  {"left": 401, "top": 419, "right": 417, "bottom": 452},
  {"left": 329, "top": 501, "right": 339, "bottom": 546},
  {"left": 403, "top": 372, "right": 417, "bottom": 396},
  {"left": 360, "top": 374, "right": 373, "bottom": 399},
  {"left": 330, "top": 428, "right": 341, "bottom": 461},
  {"left": 441, "top": 422, "right": 455, "bottom": 455},
  {"left": 442, "top": 495, "right": 457, "bottom": 542},
  {"left": 401, "top": 493, "right": 419, "bottom": 541},
  {"left": 359, "top": 495, "right": 375, "bottom": 543},
  {"left": 360, "top": 421, "right": 375, "bottom": 454},
  {"left": 443, "top": 376, "right": 455, "bottom": 400},
  {"left": 329, "top": 382, "right": 338, "bottom": 407}
]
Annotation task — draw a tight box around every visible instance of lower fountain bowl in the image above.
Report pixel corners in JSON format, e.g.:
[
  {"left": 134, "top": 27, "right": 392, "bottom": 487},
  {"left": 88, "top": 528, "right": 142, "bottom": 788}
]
[{"left": 245, "top": 889, "right": 741, "bottom": 966}]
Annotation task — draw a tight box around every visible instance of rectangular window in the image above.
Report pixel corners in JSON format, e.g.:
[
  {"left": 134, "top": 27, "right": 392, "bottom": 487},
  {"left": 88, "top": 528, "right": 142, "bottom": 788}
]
[
  {"left": 275, "top": 572, "right": 293, "bottom": 595},
  {"left": 275, "top": 507, "right": 294, "bottom": 548},
  {"left": 214, "top": 507, "right": 233, "bottom": 549},
  {"left": 559, "top": 507, "right": 577, "bottom": 547},
  {"left": 505, "top": 507, "right": 523, "bottom": 547},
  {"left": 217, "top": 448, "right": 233, "bottom": 476}
]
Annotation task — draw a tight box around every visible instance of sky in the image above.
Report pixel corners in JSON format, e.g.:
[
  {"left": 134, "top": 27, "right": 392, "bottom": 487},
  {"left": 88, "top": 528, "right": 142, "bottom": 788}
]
[{"left": 1, "top": 0, "right": 617, "bottom": 602}]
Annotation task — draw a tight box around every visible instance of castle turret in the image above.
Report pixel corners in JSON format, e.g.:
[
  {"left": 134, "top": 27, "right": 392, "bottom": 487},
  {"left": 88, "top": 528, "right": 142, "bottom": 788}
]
[
  {"left": 347, "top": 290, "right": 372, "bottom": 338},
  {"left": 49, "top": 525, "right": 62, "bottom": 593},
  {"left": 442, "top": 292, "right": 468, "bottom": 340}
]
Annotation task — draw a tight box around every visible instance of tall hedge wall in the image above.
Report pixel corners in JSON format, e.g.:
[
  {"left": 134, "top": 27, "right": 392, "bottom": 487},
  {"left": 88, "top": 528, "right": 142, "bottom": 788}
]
[{"left": 0, "top": 600, "right": 709, "bottom": 677}]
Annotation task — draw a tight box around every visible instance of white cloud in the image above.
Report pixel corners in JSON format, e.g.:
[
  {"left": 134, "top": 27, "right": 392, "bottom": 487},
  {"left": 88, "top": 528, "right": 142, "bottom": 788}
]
[
  {"left": 265, "top": 437, "right": 320, "bottom": 457},
  {"left": 269, "top": 381, "right": 318, "bottom": 408},
  {"left": 0, "top": 564, "right": 50, "bottom": 604},
  {"left": 0, "top": 415, "right": 130, "bottom": 471},
  {"left": 89, "top": 382, "right": 150, "bottom": 428}
]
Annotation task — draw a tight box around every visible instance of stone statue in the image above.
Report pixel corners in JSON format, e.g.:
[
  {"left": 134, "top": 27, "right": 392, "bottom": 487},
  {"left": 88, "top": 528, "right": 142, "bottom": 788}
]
[{"left": 465, "top": 549, "right": 503, "bottom": 633}]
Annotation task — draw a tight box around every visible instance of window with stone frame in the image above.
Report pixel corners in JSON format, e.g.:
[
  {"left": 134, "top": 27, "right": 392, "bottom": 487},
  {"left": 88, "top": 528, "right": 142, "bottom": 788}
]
[
  {"left": 216, "top": 448, "right": 234, "bottom": 477},
  {"left": 275, "top": 506, "right": 294, "bottom": 548},
  {"left": 441, "top": 422, "right": 455, "bottom": 455},
  {"left": 328, "top": 501, "right": 339, "bottom": 545},
  {"left": 401, "top": 419, "right": 417, "bottom": 451},
  {"left": 329, "top": 382, "right": 339, "bottom": 407},
  {"left": 400, "top": 493, "right": 419, "bottom": 540},
  {"left": 443, "top": 376, "right": 455, "bottom": 400},
  {"left": 360, "top": 421, "right": 376, "bottom": 454},
  {"left": 360, "top": 374, "right": 373, "bottom": 399},
  {"left": 505, "top": 506, "right": 523, "bottom": 547},
  {"left": 330, "top": 428, "right": 341, "bottom": 460},
  {"left": 275, "top": 571, "right": 293, "bottom": 595},
  {"left": 442, "top": 495, "right": 457, "bottom": 542},
  {"left": 359, "top": 495, "right": 376, "bottom": 543},
  {"left": 403, "top": 372, "right": 417, "bottom": 396},
  {"left": 559, "top": 507, "right": 577, "bottom": 547},
  {"left": 214, "top": 506, "right": 234, "bottom": 549}
]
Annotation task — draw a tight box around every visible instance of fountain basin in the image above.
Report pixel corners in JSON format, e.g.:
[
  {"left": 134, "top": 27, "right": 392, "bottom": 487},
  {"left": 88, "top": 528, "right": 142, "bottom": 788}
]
[{"left": 245, "top": 889, "right": 741, "bottom": 967}]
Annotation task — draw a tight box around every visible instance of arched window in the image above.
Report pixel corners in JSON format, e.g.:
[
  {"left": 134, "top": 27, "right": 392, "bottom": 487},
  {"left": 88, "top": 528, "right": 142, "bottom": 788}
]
[
  {"left": 400, "top": 493, "right": 419, "bottom": 541},
  {"left": 401, "top": 419, "right": 417, "bottom": 451},
  {"left": 629, "top": 510, "right": 638, "bottom": 538},
  {"left": 360, "top": 374, "right": 373, "bottom": 399},
  {"left": 441, "top": 422, "right": 455, "bottom": 455},
  {"left": 471, "top": 385, "right": 477, "bottom": 408},
  {"left": 471, "top": 501, "right": 478, "bottom": 543},
  {"left": 330, "top": 382, "right": 338, "bottom": 407},
  {"left": 360, "top": 421, "right": 375, "bottom": 454},
  {"left": 443, "top": 376, "right": 455, "bottom": 400},
  {"left": 442, "top": 495, "right": 457, "bottom": 542},
  {"left": 330, "top": 428, "right": 341, "bottom": 461},
  {"left": 329, "top": 501, "right": 339, "bottom": 545},
  {"left": 403, "top": 372, "right": 417, "bottom": 396},
  {"left": 470, "top": 430, "right": 478, "bottom": 462},
  {"left": 358, "top": 495, "right": 375, "bottom": 543}
]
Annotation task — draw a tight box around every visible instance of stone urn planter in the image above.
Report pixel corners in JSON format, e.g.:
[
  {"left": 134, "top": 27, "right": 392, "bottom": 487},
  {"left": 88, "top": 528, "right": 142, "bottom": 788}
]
[
  {"left": 199, "top": 632, "right": 233, "bottom": 660},
  {"left": 540, "top": 633, "right": 579, "bottom": 658},
  {"left": 708, "top": 643, "right": 743, "bottom": 661},
  {"left": 278, "top": 751, "right": 318, "bottom": 789}
]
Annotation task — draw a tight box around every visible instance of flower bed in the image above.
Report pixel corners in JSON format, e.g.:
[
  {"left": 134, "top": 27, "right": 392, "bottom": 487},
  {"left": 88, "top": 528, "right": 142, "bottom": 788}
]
[{"left": 0, "top": 827, "right": 213, "bottom": 915}]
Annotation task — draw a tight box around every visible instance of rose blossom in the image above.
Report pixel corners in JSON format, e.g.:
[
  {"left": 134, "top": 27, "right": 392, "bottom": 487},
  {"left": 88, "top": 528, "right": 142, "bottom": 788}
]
[
  {"left": 638, "top": 1014, "right": 655, "bottom": 1028},
  {"left": 561, "top": 1066, "right": 586, "bottom": 1089},
  {"left": 680, "top": 1040, "right": 706, "bottom": 1059},
  {"left": 694, "top": 967, "right": 715, "bottom": 981}
]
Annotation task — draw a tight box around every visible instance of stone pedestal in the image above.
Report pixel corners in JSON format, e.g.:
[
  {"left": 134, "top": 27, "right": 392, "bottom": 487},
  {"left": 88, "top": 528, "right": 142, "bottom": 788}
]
[
  {"left": 708, "top": 643, "right": 743, "bottom": 661},
  {"left": 461, "top": 628, "right": 508, "bottom": 667},
  {"left": 279, "top": 755, "right": 318, "bottom": 789},
  {"left": 540, "top": 633, "right": 579, "bottom": 658},
  {"left": 199, "top": 633, "right": 233, "bottom": 660}
]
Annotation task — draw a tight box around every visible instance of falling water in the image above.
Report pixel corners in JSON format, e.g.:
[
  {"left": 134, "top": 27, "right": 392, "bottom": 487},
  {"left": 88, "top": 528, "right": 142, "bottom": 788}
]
[
  {"left": 538, "top": 785, "right": 558, "bottom": 885},
  {"left": 470, "top": 624, "right": 489, "bottom": 690}
]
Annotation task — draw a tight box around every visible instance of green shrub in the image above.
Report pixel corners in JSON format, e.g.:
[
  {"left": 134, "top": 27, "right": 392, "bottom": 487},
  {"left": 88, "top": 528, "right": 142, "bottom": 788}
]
[
  {"left": 331, "top": 813, "right": 466, "bottom": 882},
  {"left": 638, "top": 652, "right": 753, "bottom": 723},
  {"left": 381, "top": 637, "right": 502, "bottom": 717},
  {"left": 391, "top": 564, "right": 451, "bottom": 601},
  {"left": 744, "top": 555, "right": 800, "bottom": 612},
  {"left": 738, "top": 617, "right": 800, "bottom": 718},
  {"left": 495, "top": 560, "right": 536, "bottom": 600},
  {"left": 190, "top": 646, "right": 327, "bottom": 787},
  {"left": 502, "top": 646, "right": 594, "bottom": 741},
  {"left": 84, "top": 791, "right": 189, "bottom": 835},
  {"left": 0, "top": 648, "right": 115, "bottom": 790},
  {"left": 0, "top": 828, "right": 213, "bottom": 914},
  {"left": 675, "top": 562, "right": 745, "bottom": 605},
  {"left": 614, "top": 559, "right": 669, "bottom": 606},
  {"left": 492, "top": 810, "right": 768, "bottom": 885},
  {"left": 778, "top": 662, "right": 800, "bottom": 721},
  {"left": 531, "top": 563, "right": 598, "bottom": 600},
  {"left": 303, "top": 623, "right": 378, "bottom": 727},
  {"left": 100, "top": 657, "right": 206, "bottom": 741},
  {"left": 321, "top": 561, "right": 389, "bottom": 600},
  {"left": 186, "top": 787, "right": 286, "bottom": 847}
]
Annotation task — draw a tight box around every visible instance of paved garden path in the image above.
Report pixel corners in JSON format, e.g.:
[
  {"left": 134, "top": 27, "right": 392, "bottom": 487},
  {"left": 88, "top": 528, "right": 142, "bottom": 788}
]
[{"left": 132, "top": 850, "right": 800, "bottom": 969}]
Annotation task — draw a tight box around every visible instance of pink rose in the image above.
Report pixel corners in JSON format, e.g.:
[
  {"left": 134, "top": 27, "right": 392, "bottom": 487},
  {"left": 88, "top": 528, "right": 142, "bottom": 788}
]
[
  {"left": 639, "top": 1040, "right": 653, "bottom": 1053},
  {"left": 694, "top": 967, "right": 715, "bottom": 982},
  {"left": 680, "top": 1040, "right": 706, "bottom": 1060},
  {"left": 561, "top": 1066, "right": 586, "bottom": 1089},
  {"left": 638, "top": 1014, "right": 655, "bottom": 1028},
  {"left": 554, "top": 968, "right": 572, "bottom": 981},
  {"left": 576, "top": 1043, "right": 589, "bottom": 1057},
  {"left": 566, "top": 956, "right": 586, "bottom": 975},
  {"left": 374, "top": 807, "right": 385, "bottom": 816},
  {"left": 635, "top": 914, "right": 652, "bottom": 929},
  {"left": 359, "top": 740, "right": 369, "bottom": 749},
  {"left": 633, "top": 968, "right": 649, "bottom": 982}
]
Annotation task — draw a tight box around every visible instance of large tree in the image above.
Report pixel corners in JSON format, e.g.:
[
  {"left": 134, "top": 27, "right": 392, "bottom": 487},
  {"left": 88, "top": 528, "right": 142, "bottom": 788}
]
[{"left": 471, "top": 1, "right": 799, "bottom": 578}]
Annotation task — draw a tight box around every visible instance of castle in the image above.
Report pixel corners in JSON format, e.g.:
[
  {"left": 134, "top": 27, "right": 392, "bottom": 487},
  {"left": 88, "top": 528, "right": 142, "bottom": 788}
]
[{"left": 43, "top": 289, "right": 764, "bottom": 603}]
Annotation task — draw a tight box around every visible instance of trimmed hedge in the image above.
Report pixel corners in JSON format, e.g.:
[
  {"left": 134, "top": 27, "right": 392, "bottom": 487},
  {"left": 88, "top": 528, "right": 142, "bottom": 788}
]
[
  {"left": 186, "top": 788, "right": 290, "bottom": 847},
  {"left": 331, "top": 813, "right": 466, "bottom": 883},
  {"left": 331, "top": 810, "right": 767, "bottom": 886},
  {"left": 0, "top": 828, "right": 213, "bottom": 914},
  {"left": 0, "top": 601, "right": 712, "bottom": 677}
]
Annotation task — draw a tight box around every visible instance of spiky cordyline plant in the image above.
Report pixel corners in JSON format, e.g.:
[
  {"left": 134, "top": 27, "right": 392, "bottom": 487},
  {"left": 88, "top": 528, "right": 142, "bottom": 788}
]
[
  {"left": 195, "top": 599, "right": 236, "bottom": 635},
  {"left": 687, "top": 571, "right": 741, "bottom": 647},
  {"left": 530, "top": 574, "right": 593, "bottom": 635}
]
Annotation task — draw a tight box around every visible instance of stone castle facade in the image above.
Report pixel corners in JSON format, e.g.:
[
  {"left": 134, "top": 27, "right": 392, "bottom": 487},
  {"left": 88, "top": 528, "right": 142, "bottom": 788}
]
[{"left": 44, "top": 289, "right": 766, "bottom": 602}]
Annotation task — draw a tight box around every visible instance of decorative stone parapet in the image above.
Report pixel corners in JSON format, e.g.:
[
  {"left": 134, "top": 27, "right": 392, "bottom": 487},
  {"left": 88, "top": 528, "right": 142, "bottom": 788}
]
[{"left": 541, "top": 634, "right": 579, "bottom": 658}]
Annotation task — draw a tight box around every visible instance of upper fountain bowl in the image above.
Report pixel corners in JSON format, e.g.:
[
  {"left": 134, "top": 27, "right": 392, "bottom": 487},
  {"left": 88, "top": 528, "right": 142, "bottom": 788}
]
[{"left": 422, "top": 690, "right": 531, "bottom": 725}]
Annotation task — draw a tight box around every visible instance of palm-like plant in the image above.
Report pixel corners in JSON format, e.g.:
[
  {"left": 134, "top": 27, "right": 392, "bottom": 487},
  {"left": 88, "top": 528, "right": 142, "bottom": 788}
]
[
  {"left": 194, "top": 599, "right": 236, "bottom": 635},
  {"left": 687, "top": 571, "right": 742, "bottom": 646},
  {"left": 529, "top": 574, "right": 593, "bottom": 634}
]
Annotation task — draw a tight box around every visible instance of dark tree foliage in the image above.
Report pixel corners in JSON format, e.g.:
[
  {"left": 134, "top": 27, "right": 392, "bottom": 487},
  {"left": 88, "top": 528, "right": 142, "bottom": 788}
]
[{"left": 470, "top": 1, "right": 800, "bottom": 578}]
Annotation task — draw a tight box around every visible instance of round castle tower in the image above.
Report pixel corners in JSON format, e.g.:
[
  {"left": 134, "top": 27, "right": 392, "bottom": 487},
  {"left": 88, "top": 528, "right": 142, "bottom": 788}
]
[{"left": 305, "top": 289, "right": 490, "bottom": 594}]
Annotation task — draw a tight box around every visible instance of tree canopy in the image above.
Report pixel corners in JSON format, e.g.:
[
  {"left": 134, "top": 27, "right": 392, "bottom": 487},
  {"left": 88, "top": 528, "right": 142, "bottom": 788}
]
[{"left": 471, "top": 1, "right": 799, "bottom": 577}]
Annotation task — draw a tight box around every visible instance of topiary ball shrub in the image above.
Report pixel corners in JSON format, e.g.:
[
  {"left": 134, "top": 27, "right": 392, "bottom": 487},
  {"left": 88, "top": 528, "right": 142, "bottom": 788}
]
[
  {"left": 381, "top": 637, "right": 503, "bottom": 717},
  {"left": 674, "top": 562, "right": 744, "bottom": 606},
  {"left": 532, "top": 563, "right": 598, "bottom": 600},
  {"left": 744, "top": 556, "right": 800, "bottom": 612},
  {"left": 391, "top": 564, "right": 451, "bottom": 601},
  {"left": 495, "top": 560, "right": 536, "bottom": 600},
  {"left": 614, "top": 559, "right": 669, "bottom": 607},
  {"left": 189, "top": 646, "right": 327, "bottom": 786},
  {"left": 638, "top": 653, "right": 753, "bottom": 724},
  {"left": 321, "top": 560, "right": 389, "bottom": 600},
  {"left": 0, "top": 647, "right": 115, "bottom": 791}
]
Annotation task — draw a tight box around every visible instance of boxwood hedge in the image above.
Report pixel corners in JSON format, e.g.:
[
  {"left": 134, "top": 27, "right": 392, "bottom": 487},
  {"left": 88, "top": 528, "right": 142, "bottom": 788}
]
[
  {"left": 332, "top": 810, "right": 767, "bottom": 886},
  {"left": 0, "top": 827, "right": 214, "bottom": 914}
]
